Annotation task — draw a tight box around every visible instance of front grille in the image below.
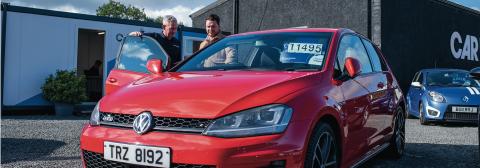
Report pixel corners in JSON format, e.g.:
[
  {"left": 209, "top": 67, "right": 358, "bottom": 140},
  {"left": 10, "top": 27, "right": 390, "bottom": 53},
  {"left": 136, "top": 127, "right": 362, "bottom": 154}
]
[
  {"left": 83, "top": 150, "right": 215, "bottom": 168},
  {"left": 99, "top": 112, "right": 213, "bottom": 133},
  {"left": 444, "top": 112, "right": 478, "bottom": 121}
]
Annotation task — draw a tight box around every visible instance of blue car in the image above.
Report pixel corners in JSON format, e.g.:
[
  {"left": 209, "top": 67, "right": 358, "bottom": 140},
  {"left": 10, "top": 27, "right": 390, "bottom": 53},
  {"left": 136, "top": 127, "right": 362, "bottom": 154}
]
[{"left": 406, "top": 69, "right": 480, "bottom": 125}]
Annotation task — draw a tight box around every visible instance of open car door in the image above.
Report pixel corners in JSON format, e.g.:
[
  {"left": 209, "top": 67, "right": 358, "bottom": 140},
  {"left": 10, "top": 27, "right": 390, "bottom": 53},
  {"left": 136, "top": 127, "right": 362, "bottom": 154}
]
[{"left": 105, "top": 35, "right": 169, "bottom": 95}]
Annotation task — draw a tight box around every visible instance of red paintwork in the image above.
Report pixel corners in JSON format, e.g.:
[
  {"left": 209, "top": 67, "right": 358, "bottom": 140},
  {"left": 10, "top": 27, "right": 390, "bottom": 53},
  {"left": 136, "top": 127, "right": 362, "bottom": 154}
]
[
  {"left": 104, "top": 69, "right": 146, "bottom": 95},
  {"left": 345, "top": 57, "right": 362, "bottom": 77},
  {"left": 81, "top": 28, "right": 404, "bottom": 168}
]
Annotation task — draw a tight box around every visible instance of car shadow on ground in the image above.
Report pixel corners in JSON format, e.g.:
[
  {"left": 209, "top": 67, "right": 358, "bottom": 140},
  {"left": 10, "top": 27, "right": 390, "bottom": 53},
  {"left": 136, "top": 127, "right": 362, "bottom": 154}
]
[
  {"left": 0, "top": 138, "right": 76, "bottom": 163},
  {"left": 360, "top": 143, "right": 479, "bottom": 168}
]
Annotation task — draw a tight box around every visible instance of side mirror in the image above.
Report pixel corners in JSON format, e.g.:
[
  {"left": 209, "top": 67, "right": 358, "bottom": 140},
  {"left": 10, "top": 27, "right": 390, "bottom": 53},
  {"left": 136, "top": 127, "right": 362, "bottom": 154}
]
[
  {"left": 344, "top": 57, "right": 362, "bottom": 78},
  {"left": 470, "top": 67, "right": 480, "bottom": 80},
  {"left": 146, "top": 59, "right": 163, "bottom": 75},
  {"left": 411, "top": 81, "right": 422, "bottom": 88}
]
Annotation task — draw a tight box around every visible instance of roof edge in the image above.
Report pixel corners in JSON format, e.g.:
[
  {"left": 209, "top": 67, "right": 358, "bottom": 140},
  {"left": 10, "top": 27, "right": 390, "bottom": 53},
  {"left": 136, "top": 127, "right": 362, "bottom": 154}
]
[
  {"left": 0, "top": 2, "right": 163, "bottom": 28},
  {"left": 432, "top": 0, "right": 480, "bottom": 17},
  {"left": 190, "top": 0, "right": 230, "bottom": 18}
]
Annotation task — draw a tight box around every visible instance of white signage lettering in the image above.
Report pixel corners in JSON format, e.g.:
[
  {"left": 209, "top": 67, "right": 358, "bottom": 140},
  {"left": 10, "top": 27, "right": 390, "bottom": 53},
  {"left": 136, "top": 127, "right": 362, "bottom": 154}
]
[{"left": 450, "top": 31, "right": 479, "bottom": 62}]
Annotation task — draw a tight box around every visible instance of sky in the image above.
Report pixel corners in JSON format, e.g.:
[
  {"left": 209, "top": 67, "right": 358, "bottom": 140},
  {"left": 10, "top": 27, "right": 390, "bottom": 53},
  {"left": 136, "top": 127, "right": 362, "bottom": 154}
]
[{"left": 1, "top": 0, "right": 479, "bottom": 26}]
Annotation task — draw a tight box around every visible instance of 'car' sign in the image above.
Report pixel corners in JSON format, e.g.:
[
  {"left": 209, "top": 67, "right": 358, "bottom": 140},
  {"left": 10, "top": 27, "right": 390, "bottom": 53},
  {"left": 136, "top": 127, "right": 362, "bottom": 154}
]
[{"left": 450, "top": 31, "right": 479, "bottom": 62}]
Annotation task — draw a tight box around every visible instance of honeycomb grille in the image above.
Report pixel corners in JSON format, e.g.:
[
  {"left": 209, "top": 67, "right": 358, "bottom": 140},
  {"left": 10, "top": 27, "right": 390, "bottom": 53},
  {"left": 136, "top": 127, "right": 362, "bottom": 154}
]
[
  {"left": 99, "top": 112, "right": 212, "bottom": 132},
  {"left": 83, "top": 150, "right": 215, "bottom": 168},
  {"left": 444, "top": 112, "right": 478, "bottom": 121}
]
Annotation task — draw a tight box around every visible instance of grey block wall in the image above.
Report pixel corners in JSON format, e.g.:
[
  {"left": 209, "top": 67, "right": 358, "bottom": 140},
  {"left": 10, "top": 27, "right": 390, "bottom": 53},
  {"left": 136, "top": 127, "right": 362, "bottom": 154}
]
[
  {"left": 192, "top": 0, "right": 370, "bottom": 36},
  {"left": 192, "top": 0, "right": 234, "bottom": 33}
]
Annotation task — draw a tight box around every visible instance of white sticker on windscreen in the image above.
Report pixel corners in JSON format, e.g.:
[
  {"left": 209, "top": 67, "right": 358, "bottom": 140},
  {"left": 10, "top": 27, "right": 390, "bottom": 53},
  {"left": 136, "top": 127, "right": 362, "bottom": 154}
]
[
  {"left": 308, "top": 54, "right": 324, "bottom": 66},
  {"left": 287, "top": 43, "right": 323, "bottom": 54}
]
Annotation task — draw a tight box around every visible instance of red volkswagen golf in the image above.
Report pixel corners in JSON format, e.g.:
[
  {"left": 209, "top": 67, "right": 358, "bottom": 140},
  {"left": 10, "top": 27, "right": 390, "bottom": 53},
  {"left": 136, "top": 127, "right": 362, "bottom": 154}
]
[{"left": 80, "top": 28, "right": 405, "bottom": 168}]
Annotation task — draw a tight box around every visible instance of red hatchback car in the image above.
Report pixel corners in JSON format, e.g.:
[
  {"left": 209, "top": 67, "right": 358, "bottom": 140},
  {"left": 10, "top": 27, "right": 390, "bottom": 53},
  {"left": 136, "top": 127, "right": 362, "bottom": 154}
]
[{"left": 80, "top": 28, "right": 406, "bottom": 168}]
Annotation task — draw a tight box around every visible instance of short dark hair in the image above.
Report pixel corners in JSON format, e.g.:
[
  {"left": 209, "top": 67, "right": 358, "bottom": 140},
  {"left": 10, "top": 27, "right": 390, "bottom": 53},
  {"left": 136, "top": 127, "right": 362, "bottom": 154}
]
[{"left": 205, "top": 14, "right": 220, "bottom": 25}]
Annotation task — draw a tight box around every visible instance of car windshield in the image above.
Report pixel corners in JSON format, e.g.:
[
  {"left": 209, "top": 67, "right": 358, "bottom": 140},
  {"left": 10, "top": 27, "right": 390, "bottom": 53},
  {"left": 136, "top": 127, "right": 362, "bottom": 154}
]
[
  {"left": 176, "top": 32, "right": 332, "bottom": 72},
  {"left": 426, "top": 71, "right": 480, "bottom": 87}
]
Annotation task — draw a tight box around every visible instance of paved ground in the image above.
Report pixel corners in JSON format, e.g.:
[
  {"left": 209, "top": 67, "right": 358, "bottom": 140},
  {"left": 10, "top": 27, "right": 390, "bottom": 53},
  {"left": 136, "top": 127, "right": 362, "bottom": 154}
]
[{"left": 1, "top": 116, "right": 479, "bottom": 167}]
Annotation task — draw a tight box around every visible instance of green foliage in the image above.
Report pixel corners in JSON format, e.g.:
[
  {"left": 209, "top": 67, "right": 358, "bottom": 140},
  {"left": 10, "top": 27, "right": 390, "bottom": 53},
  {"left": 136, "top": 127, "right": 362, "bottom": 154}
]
[
  {"left": 154, "top": 16, "right": 163, "bottom": 24},
  {"left": 96, "top": 0, "right": 151, "bottom": 22},
  {"left": 42, "top": 70, "right": 88, "bottom": 104}
]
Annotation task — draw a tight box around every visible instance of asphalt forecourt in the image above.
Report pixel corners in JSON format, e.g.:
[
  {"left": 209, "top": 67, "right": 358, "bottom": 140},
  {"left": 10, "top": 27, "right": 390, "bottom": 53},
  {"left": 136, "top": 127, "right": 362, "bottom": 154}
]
[{"left": 1, "top": 116, "right": 478, "bottom": 167}]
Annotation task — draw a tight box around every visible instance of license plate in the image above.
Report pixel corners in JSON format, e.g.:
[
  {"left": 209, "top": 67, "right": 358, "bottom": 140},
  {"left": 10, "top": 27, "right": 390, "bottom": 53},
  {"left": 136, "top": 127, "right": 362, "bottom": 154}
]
[
  {"left": 104, "top": 141, "right": 170, "bottom": 167},
  {"left": 452, "top": 106, "right": 478, "bottom": 113}
]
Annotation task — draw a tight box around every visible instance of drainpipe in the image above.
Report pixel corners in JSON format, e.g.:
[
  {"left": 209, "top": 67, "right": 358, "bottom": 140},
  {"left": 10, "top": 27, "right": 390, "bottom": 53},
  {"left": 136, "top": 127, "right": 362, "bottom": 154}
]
[
  {"left": 233, "top": 0, "right": 239, "bottom": 34},
  {"left": 1, "top": 3, "right": 9, "bottom": 109}
]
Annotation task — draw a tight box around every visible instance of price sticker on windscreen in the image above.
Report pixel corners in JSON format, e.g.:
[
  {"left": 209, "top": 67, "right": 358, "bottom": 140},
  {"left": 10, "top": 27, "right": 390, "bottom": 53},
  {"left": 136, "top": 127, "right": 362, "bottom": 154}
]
[{"left": 287, "top": 43, "right": 323, "bottom": 54}]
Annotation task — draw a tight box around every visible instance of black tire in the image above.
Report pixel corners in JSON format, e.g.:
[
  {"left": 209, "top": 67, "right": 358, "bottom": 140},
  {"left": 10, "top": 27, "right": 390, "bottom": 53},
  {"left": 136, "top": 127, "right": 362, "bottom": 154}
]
[
  {"left": 386, "top": 107, "right": 406, "bottom": 158},
  {"left": 419, "top": 103, "right": 429, "bottom": 125},
  {"left": 304, "top": 122, "right": 339, "bottom": 168}
]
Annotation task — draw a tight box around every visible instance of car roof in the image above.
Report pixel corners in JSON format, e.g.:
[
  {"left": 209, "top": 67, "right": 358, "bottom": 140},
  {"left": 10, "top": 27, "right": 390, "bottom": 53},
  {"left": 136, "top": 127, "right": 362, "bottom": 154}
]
[
  {"left": 230, "top": 28, "right": 354, "bottom": 37},
  {"left": 419, "top": 68, "right": 469, "bottom": 73}
]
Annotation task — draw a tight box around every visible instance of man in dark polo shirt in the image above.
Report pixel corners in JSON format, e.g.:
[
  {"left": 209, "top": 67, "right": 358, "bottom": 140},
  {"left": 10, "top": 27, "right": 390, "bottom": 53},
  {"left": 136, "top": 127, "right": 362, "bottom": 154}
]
[{"left": 129, "top": 15, "right": 180, "bottom": 68}]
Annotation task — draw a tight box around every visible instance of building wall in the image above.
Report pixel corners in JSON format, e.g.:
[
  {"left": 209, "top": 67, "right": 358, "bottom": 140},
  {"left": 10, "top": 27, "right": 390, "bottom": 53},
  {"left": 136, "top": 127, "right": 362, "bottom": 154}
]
[
  {"left": 192, "top": 0, "right": 370, "bottom": 36},
  {"left": 192, "top": 0, "right": 234, "bottom": 33},
  {"left": 3, "top": 11, "right": 162, "bottom": 106},
  {"left": 381, "top": 0, "right": 480, "bottom": 91}
]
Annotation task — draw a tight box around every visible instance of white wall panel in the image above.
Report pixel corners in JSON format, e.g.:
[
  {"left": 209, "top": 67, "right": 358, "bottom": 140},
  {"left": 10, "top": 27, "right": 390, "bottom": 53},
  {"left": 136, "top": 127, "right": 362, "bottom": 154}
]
[{"left": 3, "top": 11, "right": 162, "bottom": 105}]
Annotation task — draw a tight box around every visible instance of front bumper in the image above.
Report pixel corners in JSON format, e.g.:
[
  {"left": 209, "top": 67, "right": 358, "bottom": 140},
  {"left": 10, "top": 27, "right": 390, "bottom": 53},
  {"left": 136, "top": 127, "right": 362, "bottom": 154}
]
[
  {"left": 80, "top": 121, "right": 307, "bottom": 168},
  {"left": 423, "top": 101, "right": 479, "bottom": 123}
]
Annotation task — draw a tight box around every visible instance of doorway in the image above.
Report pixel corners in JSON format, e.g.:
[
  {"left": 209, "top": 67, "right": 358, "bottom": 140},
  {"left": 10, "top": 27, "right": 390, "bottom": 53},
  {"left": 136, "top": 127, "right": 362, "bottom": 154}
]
[{"left": 77, "top": 28, "right": 105, "bottom": 102}]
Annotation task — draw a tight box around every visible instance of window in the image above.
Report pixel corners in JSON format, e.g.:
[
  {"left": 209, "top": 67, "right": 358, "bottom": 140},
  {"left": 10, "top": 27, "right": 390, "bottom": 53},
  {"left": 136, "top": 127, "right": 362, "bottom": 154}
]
[
  {"left": 177, "top": 32, "right": 332, "bottom": 72},
  {"left": 116, "top": 36, "right": 169, "bottom": 73},
  {"left": 336, "top": 35, "right": 373, "bottom": 74},
  {"left": 182, "top": 37, "right": 204, "bottom": 59},
  {"left": 361, "top": 39, "right": 386, "bottom": 72},
  {"left": 426, "top": 71, "right": 479, "bottom": 87},
  {"left": 414, "top": 72, "right": 424, "bottom": 84}
]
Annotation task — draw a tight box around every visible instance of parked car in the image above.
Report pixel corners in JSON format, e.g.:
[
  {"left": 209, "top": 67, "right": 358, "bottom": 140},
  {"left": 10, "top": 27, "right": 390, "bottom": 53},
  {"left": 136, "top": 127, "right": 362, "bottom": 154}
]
[
  {"left": 80, "top": 28, "right": 405, "bottom": 168},
  {"left": 406, "top": 68, "right": 480, "bottom": 125}
]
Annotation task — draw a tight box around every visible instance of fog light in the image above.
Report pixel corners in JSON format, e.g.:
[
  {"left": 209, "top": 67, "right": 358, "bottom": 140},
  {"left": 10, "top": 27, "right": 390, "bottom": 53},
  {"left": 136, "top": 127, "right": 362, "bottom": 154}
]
[
  {"left": 269, "top": 160, "right": 286, "bottom": 168},
  {"left": 427, "top": 109, "right": 439, "bottom": 117},
  {"left": 426, "top": 105, "right": 441, "bottom": 118}
]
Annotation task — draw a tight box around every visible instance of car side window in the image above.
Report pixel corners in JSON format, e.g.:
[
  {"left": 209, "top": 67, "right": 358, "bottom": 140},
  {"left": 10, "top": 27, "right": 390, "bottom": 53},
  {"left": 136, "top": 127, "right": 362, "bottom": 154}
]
[
  {"left": 361, "top": 38, "right": 386, "bottom": 72},
  {"left": 418, "top": 73, "right": 424, "bottom": 84},
  {"left": 337, "top": 35, "right": 373, "bottom": 74},
  {"left": 412, "top": 72, "right": 419, "bottom": 82},
  {"left": 415, "top": 72, "right": 424, "bottom": 84}
]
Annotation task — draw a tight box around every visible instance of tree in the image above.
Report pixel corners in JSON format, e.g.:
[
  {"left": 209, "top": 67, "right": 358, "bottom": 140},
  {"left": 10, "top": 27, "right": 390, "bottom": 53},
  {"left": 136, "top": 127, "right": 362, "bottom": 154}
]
[
  {"left": 96, "top": 0, "right": 150, "bottom": 22},
  {"left": 154, "top": 16, "right": 163, "bottom": 24}
]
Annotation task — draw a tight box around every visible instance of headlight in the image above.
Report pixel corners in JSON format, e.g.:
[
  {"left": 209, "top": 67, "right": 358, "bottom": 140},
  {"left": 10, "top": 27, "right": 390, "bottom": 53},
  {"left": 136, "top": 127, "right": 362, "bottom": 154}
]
[
  {"left": 90, "top": 102, "right": 100, "bottom": 126},
  {"left": 203, "top": 104, "right": 293, "bottom": 138},
  {"left": 428, "top": 91, "right": 445, "bottom": 103}
]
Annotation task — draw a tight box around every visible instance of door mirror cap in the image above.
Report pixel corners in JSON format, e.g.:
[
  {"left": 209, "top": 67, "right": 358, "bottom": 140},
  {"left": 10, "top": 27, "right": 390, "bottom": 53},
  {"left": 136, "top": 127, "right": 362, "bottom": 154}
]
[
  {"left": 411, "top": 81, "right": 422, "bottom": 87},
  {"left": 470, "top": 67, "right": 480, "bottom": 80},
  {"left": 344, "top": 57, "right": 362, "bottom": 78},
  {"left": 146, "top": 59, "right": 163, "bottom": 75}
]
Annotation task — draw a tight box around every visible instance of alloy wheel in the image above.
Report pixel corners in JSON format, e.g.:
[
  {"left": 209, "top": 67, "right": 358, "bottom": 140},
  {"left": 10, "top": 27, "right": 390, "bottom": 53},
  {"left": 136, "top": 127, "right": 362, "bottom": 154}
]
[{"left": 311, "top": 131, "right": 337, "bottom": 168}]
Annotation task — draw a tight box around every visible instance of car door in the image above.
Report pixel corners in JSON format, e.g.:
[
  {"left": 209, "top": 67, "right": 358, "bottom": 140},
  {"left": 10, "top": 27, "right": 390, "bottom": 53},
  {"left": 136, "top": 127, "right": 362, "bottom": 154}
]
[
  {"left": 360, "top": 38, "right": 393, "bottom": 145},
  {"left": 335, "top": 34, "right": 374, "bottom": 164},
  {"left": 105, "top": 36, "right": 170, "bottom": 95},
  {"left": 408, "top": 72, "right": 424, "bottom": 116}
]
